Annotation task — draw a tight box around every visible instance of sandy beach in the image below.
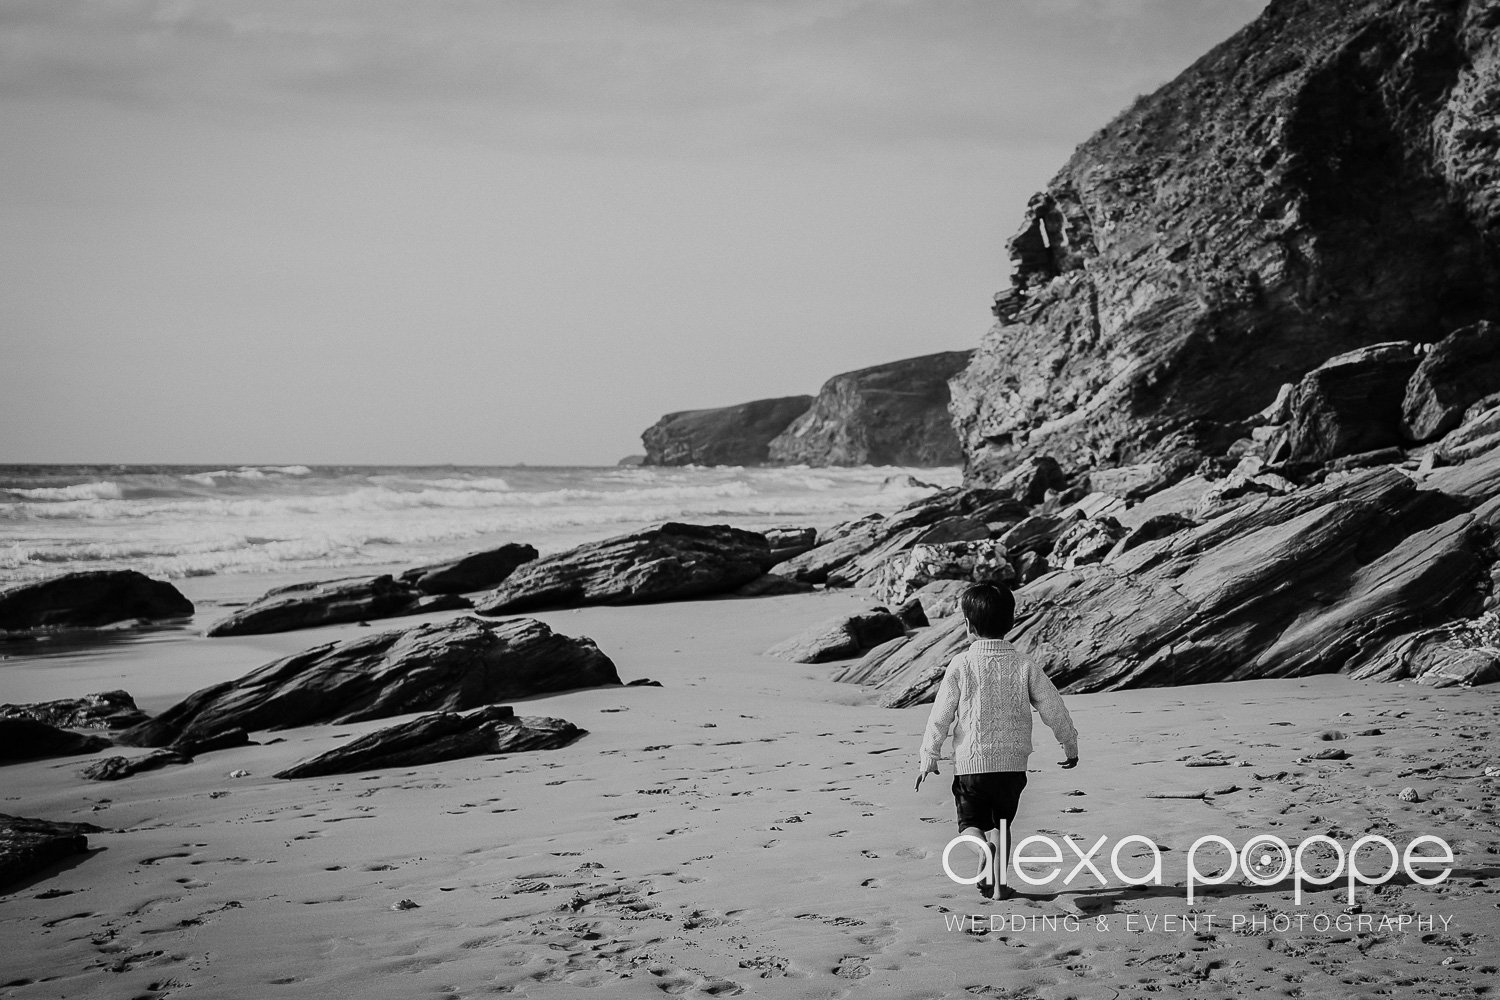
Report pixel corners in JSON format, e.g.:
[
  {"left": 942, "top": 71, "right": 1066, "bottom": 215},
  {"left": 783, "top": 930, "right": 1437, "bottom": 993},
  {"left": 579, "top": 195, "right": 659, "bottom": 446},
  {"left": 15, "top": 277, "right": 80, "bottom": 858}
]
[{"left": 3, "top": 588, "right": 1496, "bottom": 999}]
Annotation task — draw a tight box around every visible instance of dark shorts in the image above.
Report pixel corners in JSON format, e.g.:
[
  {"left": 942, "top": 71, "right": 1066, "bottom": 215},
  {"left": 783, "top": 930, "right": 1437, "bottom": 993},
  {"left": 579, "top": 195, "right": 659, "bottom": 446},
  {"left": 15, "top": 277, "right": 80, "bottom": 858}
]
[{"left": 952, "top": 771, "right": 1028, "bottom": 832}]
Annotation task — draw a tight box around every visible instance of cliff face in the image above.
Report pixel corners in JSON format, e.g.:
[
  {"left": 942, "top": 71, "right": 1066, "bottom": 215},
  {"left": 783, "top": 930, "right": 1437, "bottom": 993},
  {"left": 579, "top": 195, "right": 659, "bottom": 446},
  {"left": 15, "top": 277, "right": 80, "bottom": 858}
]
[
  {"left": 768, "top": 351, "right": 974, "bottom": 466},
  {"left": 951, "top": 0, "right": 1500, "bottom": 485},
  {"left": 641, "top": 396, "right": 812, "bottom": 466}
]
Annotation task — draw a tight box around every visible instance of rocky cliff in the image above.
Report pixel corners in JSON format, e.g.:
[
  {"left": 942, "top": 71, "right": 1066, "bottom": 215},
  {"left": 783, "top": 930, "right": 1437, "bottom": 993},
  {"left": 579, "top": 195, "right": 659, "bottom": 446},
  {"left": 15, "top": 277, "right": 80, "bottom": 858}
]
[
  {"left": 768, "top": 351, "right": 973, "bottom": 466},
  {"left": 951, "top": 0, "right": 1500, "bottom": 486},
  {"left": 641, "top": 396, "right": 812, "bottom": 466}
]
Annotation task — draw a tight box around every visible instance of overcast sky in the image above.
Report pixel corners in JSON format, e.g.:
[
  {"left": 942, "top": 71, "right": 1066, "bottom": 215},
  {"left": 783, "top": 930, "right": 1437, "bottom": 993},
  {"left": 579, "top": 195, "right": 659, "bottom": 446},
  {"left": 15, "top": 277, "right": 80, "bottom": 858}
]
[{"left": 1, "top": 0, "right": 1266, "bottom": 466}]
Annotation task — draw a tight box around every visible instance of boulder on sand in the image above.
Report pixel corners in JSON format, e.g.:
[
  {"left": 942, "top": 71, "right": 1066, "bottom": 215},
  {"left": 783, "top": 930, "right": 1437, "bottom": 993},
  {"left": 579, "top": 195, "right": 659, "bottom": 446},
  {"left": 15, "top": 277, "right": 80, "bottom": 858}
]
[
  {"left": 0, "top": 813, "right": 104, "bottom": 889},
  {"left": 206, "top": 575, "right": 469, "bottom": 637},
  {"left": 0, "top": 718, "right": 111, "bottom": 763},
  {"left": 0, "top": 690, "right": 149, "bottom": 731},
  {"left": 763, "top": 526, "right": 818, "bottom": 565},
  {"left": 81, "top": 749, "right": 191, "bottom": 781},
  {"left": 764, "top": 607, "right": 908, "bottom": 663},
  {"left": 0, "top": 570, "right": 192, "bottom": 632},
  {"left": 399, "top": 543, "right": 538, "bottom": 595},
  {"left": 475, "top": 522, "right": 773, "bottom": 615},
  {"left": 121, "top": 616, "right": 619, "bottom": 749},
  {"left": 274, "top": 705, "right": 586, "bottom": 779}
]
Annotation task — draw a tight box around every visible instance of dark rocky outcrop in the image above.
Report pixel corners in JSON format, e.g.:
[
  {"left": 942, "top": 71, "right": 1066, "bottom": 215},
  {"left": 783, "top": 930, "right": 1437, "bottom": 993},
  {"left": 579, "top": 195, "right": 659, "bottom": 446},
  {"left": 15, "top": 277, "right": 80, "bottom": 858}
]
[
  {"left": 764, "top": 526, "right": 818, "bottom": 565},
  {"left": 0, "top": 718, "right": 111, "bottom": 763},
  {"left": 1403, "top": 322, "right": 1500, "bottom": 442},
  {"left": 832, "top": 616, "right": 970, "bottom": 707},
  {"left": 641, "top": 396, "right": 812, "bottom": 466},
  {"left": 868, "top": 540, "right": 1014, "bottom": 606},
  {"left": 206, "top": 575, "right": 469, "bottom": 637},
  {"left": 1282, "top": 342, "right": 1423, "bottom": 464},
  {"left": 475, "top": 523, "right": 773, "bottom": 614},
  {"left": 81, "top": 749, "right": 191, "bottom": 781},
  {"left": 767, "top": 352, "right": 974, "bottom": 466},
  {"left": 0, "top": 814, "right": 103, "bottom": 889},
  {"left": 0, "top": 571, "right": 192, "bottom": 632},
  {"left": 847, "top": 468, "right": 1499, "bottom": 705},
  {"left": 398, "top": 543, "right": 538, "bottom": 595},
  {"left": 121, "top": 616, "right": 618, "bottom": 748},
  {"left": 764, "top": 607, "right": 908, "bottom": 663},
  {"left": 776, "top": 488, "right": 1026, "bottom": 586},
  {"left": 0, "top": 690, "right": 148, "bottom": 731},
  {"left": 1351, "top": 611, "right": 1500, "bottom": 687},
  {"left": 274, "top": 706, "right": 586, "bottom": 779},
  {"left": 952, "top": 0, "right": 1500, "bottom": 486}
]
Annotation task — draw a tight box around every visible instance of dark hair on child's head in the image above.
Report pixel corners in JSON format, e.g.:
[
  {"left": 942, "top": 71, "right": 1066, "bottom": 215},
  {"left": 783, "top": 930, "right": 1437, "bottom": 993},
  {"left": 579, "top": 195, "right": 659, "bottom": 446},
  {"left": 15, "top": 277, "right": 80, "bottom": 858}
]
[{"left": 961, "top": 583, "right": 1015, "bottom": 638}]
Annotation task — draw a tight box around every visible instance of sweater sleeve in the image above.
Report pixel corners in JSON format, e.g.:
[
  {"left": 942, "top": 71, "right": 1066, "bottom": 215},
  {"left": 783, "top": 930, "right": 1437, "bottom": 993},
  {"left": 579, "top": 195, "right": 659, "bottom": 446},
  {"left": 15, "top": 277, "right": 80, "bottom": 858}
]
[
  {"left": 919, "top": 655, "right": 962, "bottom": 771},
  {"left": 1028, "top": 656, "right": 1079, "bottom": 759}
]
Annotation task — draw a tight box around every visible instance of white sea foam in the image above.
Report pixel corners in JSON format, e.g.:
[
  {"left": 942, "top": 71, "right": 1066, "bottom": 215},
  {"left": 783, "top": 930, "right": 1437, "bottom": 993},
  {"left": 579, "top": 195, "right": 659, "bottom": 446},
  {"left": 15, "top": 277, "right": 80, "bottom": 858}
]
[{"left": 1, "top": 481, "right": 126, "bottom": 501}]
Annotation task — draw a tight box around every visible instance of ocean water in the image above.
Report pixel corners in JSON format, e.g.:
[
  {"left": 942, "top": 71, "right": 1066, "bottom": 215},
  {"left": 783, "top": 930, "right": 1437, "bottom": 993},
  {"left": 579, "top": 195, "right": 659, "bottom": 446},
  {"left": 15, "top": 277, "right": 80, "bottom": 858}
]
[{"left": 0, "top": 464, "right": 960, "bottom": 601}]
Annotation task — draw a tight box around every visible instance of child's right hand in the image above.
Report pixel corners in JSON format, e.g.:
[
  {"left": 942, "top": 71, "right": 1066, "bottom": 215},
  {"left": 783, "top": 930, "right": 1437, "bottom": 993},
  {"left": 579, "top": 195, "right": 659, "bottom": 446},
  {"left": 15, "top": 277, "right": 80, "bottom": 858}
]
[{"left": 1058, "top": 757, "right": 1079, "bottom": 769}]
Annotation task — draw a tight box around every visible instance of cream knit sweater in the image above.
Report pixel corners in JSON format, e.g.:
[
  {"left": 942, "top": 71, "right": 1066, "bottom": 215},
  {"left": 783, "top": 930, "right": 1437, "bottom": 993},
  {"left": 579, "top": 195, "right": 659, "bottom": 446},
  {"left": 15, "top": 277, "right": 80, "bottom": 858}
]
[{"left": 919, "top": 638, "right": 1079, "bottom": 775}]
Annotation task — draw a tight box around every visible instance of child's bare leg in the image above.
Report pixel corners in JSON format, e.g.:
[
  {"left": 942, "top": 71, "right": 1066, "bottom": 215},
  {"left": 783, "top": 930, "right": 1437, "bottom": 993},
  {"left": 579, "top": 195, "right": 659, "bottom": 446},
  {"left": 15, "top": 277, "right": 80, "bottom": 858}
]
[
  {"left": 990, "top": 821, "right": 1014, "bottom": 898},
  {"left": 960, "top": 825, "right": 988, "bottom": 867}
]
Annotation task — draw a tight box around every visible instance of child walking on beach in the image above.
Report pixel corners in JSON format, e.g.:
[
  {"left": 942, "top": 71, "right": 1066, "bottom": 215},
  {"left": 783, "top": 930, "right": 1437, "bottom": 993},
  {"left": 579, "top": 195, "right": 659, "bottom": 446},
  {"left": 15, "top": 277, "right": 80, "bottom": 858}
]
[{"left": 916, "top": 584, "right": 1079, "bottom": 899}]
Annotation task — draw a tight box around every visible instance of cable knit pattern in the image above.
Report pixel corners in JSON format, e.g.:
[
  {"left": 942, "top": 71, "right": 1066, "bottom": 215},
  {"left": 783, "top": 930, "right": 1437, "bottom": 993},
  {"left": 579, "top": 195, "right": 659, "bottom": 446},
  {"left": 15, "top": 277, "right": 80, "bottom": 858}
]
[{"left": 920, "top": 638, "right": 1078, "bottom": 774}]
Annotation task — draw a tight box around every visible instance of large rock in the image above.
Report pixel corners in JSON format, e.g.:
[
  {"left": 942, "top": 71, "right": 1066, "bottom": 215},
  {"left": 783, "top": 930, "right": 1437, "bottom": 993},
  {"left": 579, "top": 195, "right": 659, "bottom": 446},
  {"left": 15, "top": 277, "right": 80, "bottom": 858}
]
[
  {"left": 859, "top": 468, "right": 1500, "bottom": 703},
  {"left": 0, "top": 718, "right": 111, "bottom": 763},
  {"left": 0, "top": 690, "right": 149, "bottom": 731},
  {"left": 0, "top": 570, "right": 192, "bottom": 632},
  {"left": 763, "top": 607, "right": 908, "bottom": 663},
  {"left": 951, "top": 0, "right": 1500, "bottom": 484},
  {"left": 831, "top": 615, "right": 970, "bottom": 707},
  {"left": 763, "top": 526, "right": 818, "bottom": 565},
  {"left": 121, "top": 616, "right": 619, "bottom": 748},
  {"left": 641, "top": 396, "right": 813, "bottom": 466},
  {"left": 1281, "top": 343, "right": 1422, "bottom": 464},
  {"left": 398, "top": 543, "right": 538, "bottom": 595},
  {"left": 767, "top": 351, "right": 974, "bottom": 466},
  {"left": 0, "top": 814, "right": 103, "bottom": 889},
  {"left": 206, "top": 575, "right": 469, "bottom": 637},
  {"left": 777, "top": 488, "right": 1024, "bottom": 585},
  {"left": 81, "top": 749, "right": 191, "bottom": 781},
  {"left": 274, "top": 706, "right": 585, "bottom": 779},
  {"left": 475, "top": 523, "right": 773, "bottom": 614},
  {"left": 1403, "top": 322, "right": 1500, "bottom": 443},
  {"left": 869, "top": 540, "right": 1014, "bottom": 606},
  {"left": 1352, "top": 611, "right": 1500, "bottom": 687}
]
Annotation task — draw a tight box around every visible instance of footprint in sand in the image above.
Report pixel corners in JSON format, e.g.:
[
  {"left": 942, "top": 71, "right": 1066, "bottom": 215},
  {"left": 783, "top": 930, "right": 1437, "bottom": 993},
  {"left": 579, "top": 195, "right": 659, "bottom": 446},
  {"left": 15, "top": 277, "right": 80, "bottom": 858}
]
[{"left": 833, "top": 955, "right": 870, "bottom": 979}]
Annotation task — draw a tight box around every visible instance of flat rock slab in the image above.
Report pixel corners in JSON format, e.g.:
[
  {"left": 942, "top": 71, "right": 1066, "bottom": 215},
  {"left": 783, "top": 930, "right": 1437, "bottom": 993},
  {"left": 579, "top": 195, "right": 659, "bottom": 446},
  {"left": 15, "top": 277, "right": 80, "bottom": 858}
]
[
  {"left": 475, "top": 522, "right": 773, "bottom": 614},
  {"left": 207, "top": 574, "right": 469, "bottom": 637},
  {"left": 274, "top": 705, "right": 585, "bottom": 779},
  {"left": 81, "top": 749, "right": 191, "bottom": 781},
  {"left": 0, "top": 570, "right": 192, "bottom": 632},
  {"left": 122, "top": 615, "right": 619, "bottom": 748},
  {"left": 0, "top": 690, "right": 149, "bottom": 731},
  {"left": 0, "top": 813, "right": 104, "bottom": 889},
  {"left": 0, "top": 718, "right": 112, "bottom": 763},
  {"left": 398, "top": 543, "right": 538, "bottom": 595},
  {"left": 764, "top": 607, "right": 907, "bottom": 663}
]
